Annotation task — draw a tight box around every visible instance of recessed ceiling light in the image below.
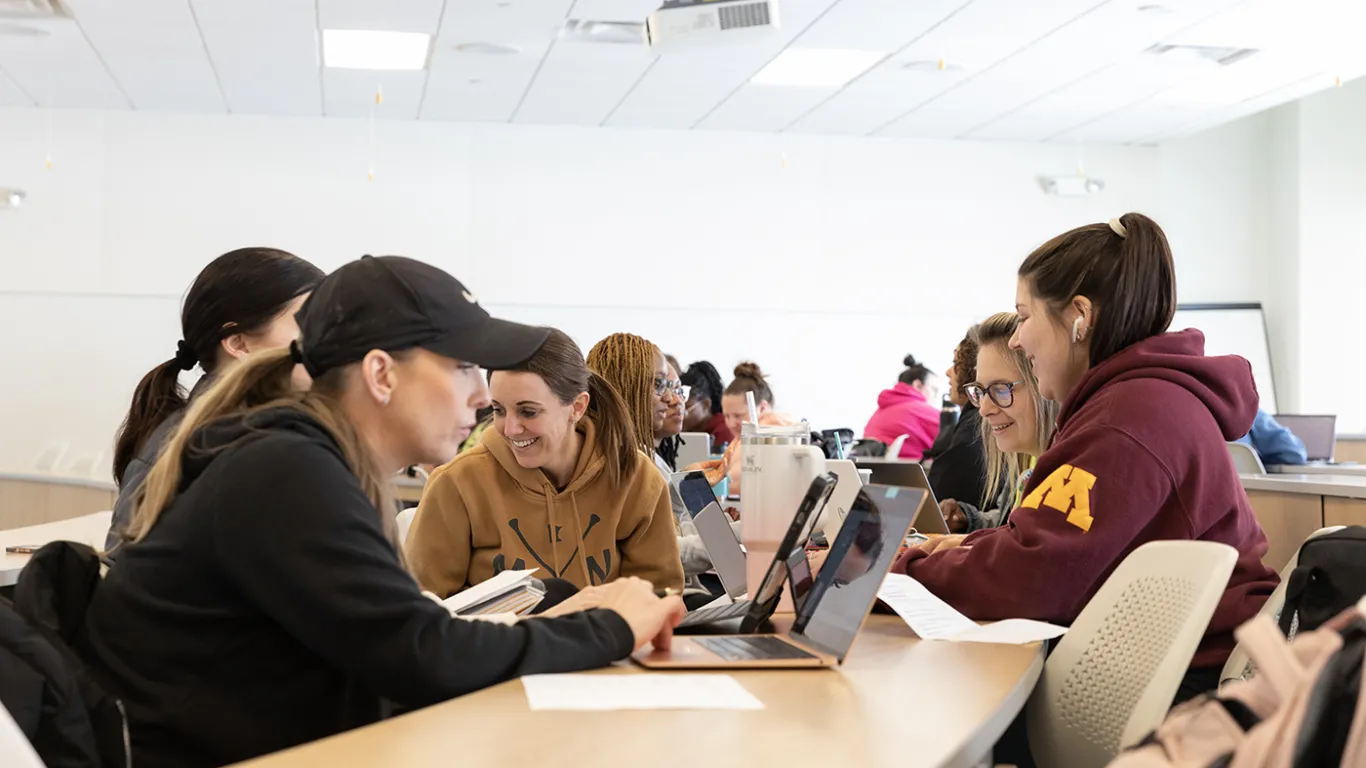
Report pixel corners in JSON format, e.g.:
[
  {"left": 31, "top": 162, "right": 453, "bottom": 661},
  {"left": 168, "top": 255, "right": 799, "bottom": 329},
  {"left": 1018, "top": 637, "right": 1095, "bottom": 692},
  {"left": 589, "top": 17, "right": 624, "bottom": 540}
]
[
  {"left": 1, "top": 188, "right": 26, "bottom": 209},
  {"left": 1137, "top": 4, "right": 1175, "bottom": 13},
  {"left": 0, "top": 22, "right": 50, "bottom": 37},
  {"left": 453, "top": 41, "right": 522, "bottom": 55},
  {"left": 903, "top": 58, "right": 964, "bottom": 73},
  {"left": 323, "top": 30, "right": 431, "bottom": 71},
  {"left": 751, "top": 48, "right": 886, "bottom": 88}
]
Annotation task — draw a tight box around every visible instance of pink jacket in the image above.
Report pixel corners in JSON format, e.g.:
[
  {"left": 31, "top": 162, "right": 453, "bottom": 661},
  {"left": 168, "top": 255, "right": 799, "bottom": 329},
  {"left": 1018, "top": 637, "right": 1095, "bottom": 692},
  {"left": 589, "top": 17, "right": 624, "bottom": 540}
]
[{"left": 862, "top": 382, "right": 941, "bottom": 460}]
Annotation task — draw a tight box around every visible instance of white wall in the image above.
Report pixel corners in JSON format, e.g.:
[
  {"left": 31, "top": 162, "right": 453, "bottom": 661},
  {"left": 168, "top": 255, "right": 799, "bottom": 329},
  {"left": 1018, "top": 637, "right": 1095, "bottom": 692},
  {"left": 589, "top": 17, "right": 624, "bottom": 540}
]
[{"left": 0, "top": 107, "right": 1236, "bottom": 474}]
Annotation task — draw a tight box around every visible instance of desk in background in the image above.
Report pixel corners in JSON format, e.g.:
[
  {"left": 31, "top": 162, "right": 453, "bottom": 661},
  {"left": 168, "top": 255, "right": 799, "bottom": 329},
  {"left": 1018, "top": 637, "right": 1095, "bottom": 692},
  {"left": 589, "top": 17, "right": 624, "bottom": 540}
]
[
  {"left": 0, "top": 510, "right": 112, "bottom": 587},
  {"left": 1241, "top": 473, "right": 1366, "bottom": 570},
  {"left": 0, "top": 473, "right": 117, "bottom": 530},
  {"left": 232, "top": 615, "right": 1044, "bottom": 768},
  {"left": 1336, "top": 435, "right": 1366, "bottom": 464}
]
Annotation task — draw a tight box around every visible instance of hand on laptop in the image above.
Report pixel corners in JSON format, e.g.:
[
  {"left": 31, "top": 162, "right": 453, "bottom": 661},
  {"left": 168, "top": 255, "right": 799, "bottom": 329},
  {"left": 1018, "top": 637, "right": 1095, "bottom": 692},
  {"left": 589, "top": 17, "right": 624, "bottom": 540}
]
[
  {"left": 940, "top": 499, "right": 968, "bottom": 533},
  {"left": 686, "top": 440, "right": 738, "bottom": 487},
  {"left": 592, "top": 577, "right": 687, "bottom": 652}
]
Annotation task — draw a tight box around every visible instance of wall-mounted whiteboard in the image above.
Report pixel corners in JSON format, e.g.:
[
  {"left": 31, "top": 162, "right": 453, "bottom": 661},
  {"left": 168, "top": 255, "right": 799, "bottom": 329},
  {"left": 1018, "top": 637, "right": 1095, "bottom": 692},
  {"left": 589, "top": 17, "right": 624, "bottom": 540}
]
[{"left": 1171, "top": 304, "right": 1276, "bottom": 413}]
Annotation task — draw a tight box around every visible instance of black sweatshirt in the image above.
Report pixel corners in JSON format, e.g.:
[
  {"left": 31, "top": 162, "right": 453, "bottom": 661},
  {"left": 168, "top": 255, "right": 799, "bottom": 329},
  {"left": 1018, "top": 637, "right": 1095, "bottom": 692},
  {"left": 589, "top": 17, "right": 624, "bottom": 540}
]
[
  {"left": 925, "top": 405, "right": 991, "bottom": 507},
  {"left": 84, "top": 408, "right": 634, "bottom": 768}
]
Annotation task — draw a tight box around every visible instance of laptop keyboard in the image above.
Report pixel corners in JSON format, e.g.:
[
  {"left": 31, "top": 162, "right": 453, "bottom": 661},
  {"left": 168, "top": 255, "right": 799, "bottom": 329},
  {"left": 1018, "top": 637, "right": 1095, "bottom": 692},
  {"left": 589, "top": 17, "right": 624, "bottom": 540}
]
[
  {"left": 678, "top": 600, "right": 751, "bottom": 628},
  {"left": 695, "top": 636, "right": 818, "bottom": 662}
]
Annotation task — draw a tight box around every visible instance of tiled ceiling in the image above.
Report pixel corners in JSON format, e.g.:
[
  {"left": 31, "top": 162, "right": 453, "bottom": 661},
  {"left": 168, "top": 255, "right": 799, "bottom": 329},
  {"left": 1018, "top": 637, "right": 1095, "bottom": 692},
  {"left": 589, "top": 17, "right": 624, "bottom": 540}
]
[{"left": 0, "top": 0, "right": 1361, "bottom": 144}]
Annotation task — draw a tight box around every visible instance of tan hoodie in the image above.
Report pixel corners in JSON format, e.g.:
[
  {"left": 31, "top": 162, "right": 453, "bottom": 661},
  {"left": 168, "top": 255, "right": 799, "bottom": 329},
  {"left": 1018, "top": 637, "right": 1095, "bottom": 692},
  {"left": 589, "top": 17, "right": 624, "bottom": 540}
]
[{"left": 406, "top": 417, "right": 684, "bottom": 597}]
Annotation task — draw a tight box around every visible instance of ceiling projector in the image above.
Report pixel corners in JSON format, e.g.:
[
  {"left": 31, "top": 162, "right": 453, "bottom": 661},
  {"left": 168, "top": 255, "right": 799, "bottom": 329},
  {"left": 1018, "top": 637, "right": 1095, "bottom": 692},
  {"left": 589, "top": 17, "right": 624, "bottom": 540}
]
[{"left": 645, "top": 0, "right": 780, "bottom": 51}]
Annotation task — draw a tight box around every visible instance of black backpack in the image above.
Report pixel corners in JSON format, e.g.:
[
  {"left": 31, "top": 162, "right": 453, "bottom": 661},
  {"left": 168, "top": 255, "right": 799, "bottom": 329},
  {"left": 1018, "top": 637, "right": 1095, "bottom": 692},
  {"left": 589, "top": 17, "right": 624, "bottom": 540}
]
[
  {"left": 12, "top": 542, "right": 130, "bottom": 768},
  {"left": 1279, "top": 526, "right": 1366, "bottom": 636}
]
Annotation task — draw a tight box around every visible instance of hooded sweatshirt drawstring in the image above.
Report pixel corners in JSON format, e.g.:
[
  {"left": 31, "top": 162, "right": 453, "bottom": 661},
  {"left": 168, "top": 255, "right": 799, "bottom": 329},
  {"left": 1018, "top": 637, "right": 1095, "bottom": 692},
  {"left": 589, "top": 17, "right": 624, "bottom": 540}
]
[{"left": 569, "top": 494, "right": 591, "bottom": 586}]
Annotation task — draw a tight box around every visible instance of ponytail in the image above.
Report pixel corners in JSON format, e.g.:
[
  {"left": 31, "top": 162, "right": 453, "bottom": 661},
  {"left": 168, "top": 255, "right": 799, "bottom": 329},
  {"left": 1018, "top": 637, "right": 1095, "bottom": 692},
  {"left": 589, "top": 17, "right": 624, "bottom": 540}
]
[
  {"left": 113, "top": 360, "right": 189, "bottom": 483},
  {"left": 725, "top": 361, "right": 774, "bottom": 406},
  {"left": 897, "top": 354, "right": 933, "bottom": 386},
  {"left": 127, "top": 347, "right": 400, "bottom": 554},
  {"left": 585, "top": 372, "right": 642, "bottom": 488}
]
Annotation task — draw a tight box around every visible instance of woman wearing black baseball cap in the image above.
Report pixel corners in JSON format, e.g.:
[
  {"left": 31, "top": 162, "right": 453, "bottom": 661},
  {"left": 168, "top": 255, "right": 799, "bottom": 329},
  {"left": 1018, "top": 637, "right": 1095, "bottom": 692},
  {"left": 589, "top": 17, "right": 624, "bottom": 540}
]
[{"left": 83, "top": 256, "right": 685, "bottom": 768}]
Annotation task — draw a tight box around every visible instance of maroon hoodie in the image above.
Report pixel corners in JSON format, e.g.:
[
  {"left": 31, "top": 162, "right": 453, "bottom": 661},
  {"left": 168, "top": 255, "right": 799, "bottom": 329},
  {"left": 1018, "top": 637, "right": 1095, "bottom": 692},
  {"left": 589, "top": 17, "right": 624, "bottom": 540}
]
[{"left": 897, "top": 330, "right": 1279, "bottom": 668}]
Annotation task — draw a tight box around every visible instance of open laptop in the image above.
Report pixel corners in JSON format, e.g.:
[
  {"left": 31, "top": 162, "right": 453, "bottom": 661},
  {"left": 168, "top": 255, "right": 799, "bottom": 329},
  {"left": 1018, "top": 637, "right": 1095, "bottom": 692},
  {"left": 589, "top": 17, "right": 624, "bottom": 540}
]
[
  {"left": 676, "top": 472, "right": 747, "bottom": 599},
  {"left": 1273, "top": 414, "right": 1338, "bottom": 463},
  {"left": 675, "top": 472, "right": 838, "bottom": 630},
  {"left": 851, "top": 460, "right": 949, "bottom": 535},
  {"left": 634, "top": 483, "right": 923, "bottom": 669}
]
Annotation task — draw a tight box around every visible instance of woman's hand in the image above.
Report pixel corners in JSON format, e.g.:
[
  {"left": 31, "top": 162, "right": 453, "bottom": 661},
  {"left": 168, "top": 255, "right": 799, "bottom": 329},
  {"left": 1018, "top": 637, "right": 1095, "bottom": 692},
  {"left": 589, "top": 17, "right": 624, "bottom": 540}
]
[
  {"left": 537, "top": 585, "right": 606, "bottom": 618},
  {"left": 940, "top": 499, "right": 968, "bottom": 533},
  {"left": 919, "top": 534, "right": 969, "bottom": 555},
  {"left": 592, "top": 577, "right": 687, "bottom": 651}
]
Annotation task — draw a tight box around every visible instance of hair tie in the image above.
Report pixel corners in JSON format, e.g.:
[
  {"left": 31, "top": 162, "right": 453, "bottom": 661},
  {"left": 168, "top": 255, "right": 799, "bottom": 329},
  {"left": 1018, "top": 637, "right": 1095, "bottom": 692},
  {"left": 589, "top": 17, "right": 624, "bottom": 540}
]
[
  {"left": 173, "top": 340, "right": 198, "bottom": 371},
  {"left": 1108, "top": 217, "right": 1128, "bottom": 239},
  {"left": 289, "top": 339, "right": 307, "bottom": 367}
]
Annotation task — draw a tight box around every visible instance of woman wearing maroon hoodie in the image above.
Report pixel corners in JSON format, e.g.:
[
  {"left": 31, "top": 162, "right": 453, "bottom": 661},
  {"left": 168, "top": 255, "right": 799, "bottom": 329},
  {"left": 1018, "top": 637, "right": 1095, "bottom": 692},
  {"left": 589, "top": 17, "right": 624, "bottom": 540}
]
[
  {"left": 897, "top": 213, "right": 1278, "bottom": 705},
  {"left": 862, "top": 355, "right": 941, "bottom": 459}
]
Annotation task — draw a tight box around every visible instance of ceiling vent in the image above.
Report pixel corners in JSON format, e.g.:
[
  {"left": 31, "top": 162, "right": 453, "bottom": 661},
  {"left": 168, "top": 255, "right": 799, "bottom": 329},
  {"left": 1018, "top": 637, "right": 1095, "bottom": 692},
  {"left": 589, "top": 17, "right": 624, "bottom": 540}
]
[
  {"left": 558, "top": 19, "right": 645, "bottom": 44},
  {"left": 0, "top": 0, "right": 67, "bottom": 19},
  {"left": 1145, "top": 44, "right": 1258, "bottom": 67}
]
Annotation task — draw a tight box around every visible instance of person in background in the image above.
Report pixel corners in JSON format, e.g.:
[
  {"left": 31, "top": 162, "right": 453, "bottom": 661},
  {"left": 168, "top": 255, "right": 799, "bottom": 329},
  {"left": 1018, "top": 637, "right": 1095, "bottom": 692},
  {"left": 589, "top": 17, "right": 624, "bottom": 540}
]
[
  {"left": 862, "top": 355, "right": 941, "bottom": 460},
  {"left": 656, "top": 360, "right": 686, "bottom": 472},
  {"left": 899, "top": 214, "right": 1279, "bottom": 724},
  {"left": 408, "top": 329, "right": 684, "bottom": 596},
  {"left": 664, "top": 353, "right": 683, "bottom": 379},
  {"left": 85, "top": 256, "right": 683, "bottom": 768},
  {"left": 721, "top": 362, "right": 775, "bottom": 440},
  {"left": 1237, "top": 409, "right": 1308, "bottom": 467},
  {"left": 457, "top": 405, "right": 494, "bottom": 454},
  {"left": 942, "top": 313, "right": 1058, "bottom": 533},
  {"left": 106, "top": 247, "right": 324, "bottom": 556},
  {"left": 681, "top": 360, "right": 734, "bottom": 449},
  {"left": 924, "top": 328, "right": 990, "bottom": 515}
]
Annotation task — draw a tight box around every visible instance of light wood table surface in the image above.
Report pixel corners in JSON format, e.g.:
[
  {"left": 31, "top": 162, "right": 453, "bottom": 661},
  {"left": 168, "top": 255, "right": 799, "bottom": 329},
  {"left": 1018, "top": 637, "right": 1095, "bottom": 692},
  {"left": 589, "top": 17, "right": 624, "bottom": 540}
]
[
  {"left": 0, "top": 510, "right": 112, "bottom": 587},
  {"left": 233, "top": 615, "right": 1044, "bottom": 768}
]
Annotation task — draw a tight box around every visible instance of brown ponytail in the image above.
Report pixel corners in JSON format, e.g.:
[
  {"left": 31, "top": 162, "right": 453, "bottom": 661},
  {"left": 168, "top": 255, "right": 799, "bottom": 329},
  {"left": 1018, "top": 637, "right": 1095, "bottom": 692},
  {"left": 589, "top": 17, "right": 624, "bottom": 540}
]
[
  {"left": 1018, "top": 212, "right": 1176, "bottom": 366},
  {"left": 724, "top": 361, "right": 774, "bottom": 406},
  {"left": 506, "top": 328, "right": 641, "bottom": 488}
]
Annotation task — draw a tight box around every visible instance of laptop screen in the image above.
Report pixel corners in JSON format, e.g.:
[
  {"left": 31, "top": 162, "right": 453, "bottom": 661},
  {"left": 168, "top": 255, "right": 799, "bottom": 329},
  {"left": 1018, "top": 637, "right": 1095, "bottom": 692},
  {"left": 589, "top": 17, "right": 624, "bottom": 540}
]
[
  {"left": 677, "top": 472, "right": 718, "bottom": 519},
  {"left": 791, "top": 484, "right": 922, "bottom": 661},
  {"left": 1273, "top": 414, "right": 1336, "bottom": 462}
]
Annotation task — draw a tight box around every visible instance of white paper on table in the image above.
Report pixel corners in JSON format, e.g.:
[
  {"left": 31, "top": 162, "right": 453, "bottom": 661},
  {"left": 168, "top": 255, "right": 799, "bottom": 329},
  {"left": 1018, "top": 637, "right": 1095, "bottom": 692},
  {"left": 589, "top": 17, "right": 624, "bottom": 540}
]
[
  {"left": 878, "top": 574, "right": 1067, "bottom": 645},
  {"left": 521, "top": 674, "right": 764, "bottom": 711},
  {"left": 440, "top": 569, "right": 538, "bottom": 615}
]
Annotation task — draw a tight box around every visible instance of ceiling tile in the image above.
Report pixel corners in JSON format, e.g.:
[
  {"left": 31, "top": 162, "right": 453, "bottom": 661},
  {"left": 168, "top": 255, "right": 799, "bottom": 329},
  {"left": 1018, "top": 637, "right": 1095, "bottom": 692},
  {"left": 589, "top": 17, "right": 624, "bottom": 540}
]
[
  {"left": 512, "top": 42, "right": 657, "bottom": 125},
  {"left": 0, "top": 19, "right": 129, "bottom": 109},
  {"left": 318, "top": 0, "right": 443, "bottom": 33},
  {"left": 420, "top": 43, "right": 551, "bottom": 122},
  {"left": 63, "top": 0, "right": 225, "bottom": 113},
  {"left": 191, "top": 0, "right": 322, "bottom": 116},
  {"left": 324, "top": 70, "right": 426, "bottom": 119},
  {"left": 0, "top": 71, "right": 35, "bottom": 107}
]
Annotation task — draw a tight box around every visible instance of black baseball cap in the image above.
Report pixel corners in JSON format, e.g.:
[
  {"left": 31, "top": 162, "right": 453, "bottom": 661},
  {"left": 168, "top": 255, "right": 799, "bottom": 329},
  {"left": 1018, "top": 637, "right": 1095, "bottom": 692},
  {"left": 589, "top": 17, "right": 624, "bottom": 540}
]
[{"left": 291, "top": 255, "right": 549, "bottom": 377}]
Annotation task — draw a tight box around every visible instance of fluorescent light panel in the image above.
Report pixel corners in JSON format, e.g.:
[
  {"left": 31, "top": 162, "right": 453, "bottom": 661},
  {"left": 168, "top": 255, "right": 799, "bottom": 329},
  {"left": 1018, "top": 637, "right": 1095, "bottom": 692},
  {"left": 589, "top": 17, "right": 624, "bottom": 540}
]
[
  {"left": 323, "top": 30, "right": 431, "bottom": 71},
  {"left": 751, "top": 48, "right": 886, "bottom": 88}
]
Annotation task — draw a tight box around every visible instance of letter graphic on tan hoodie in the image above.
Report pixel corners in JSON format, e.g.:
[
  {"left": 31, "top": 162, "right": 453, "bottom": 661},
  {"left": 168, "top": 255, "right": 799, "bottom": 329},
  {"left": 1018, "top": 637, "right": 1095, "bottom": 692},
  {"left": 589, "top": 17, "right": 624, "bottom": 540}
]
[{"left": 406, "top": 417, "right": 684, "bottom": 596}]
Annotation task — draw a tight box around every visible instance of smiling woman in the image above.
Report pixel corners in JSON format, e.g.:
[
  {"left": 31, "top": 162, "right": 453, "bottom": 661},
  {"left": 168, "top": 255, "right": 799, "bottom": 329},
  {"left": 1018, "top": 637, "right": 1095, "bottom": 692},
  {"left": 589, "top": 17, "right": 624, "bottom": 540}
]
[{"left": 406, "top": 328, "right": 684, "bottom": 597}]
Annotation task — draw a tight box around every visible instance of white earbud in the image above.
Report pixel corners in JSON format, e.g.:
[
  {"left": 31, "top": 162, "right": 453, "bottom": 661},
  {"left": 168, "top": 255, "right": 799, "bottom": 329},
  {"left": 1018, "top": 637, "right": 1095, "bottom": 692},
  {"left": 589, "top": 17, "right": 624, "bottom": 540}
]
[{"left": 1071, "top": 316, "right": 1083, "bottom": 344}]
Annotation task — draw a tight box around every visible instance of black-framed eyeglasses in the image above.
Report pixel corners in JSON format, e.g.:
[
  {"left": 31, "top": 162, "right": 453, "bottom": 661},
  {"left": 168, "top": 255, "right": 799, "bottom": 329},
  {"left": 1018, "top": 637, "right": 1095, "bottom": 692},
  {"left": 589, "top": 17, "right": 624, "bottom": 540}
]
[{"left": 964, "top": 380, "right": 1025, "bottom": 409}]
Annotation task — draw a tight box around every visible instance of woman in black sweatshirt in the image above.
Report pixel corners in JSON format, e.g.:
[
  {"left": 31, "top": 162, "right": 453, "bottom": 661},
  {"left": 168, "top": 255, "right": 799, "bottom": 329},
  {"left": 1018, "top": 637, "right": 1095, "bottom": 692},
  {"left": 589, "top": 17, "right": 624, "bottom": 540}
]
[
  {"left": 84, "top": 256, "right": 684, "bottom": 768},
  {"left": 925, "top": 325, "right": 991, "bottom": 528}
]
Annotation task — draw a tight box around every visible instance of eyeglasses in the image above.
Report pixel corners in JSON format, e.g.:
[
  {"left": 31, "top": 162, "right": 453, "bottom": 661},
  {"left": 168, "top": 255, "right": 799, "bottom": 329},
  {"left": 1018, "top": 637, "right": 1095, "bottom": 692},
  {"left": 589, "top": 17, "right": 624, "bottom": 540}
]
[
  {"left": 963, "top": 380, "right": 1025, "bottom": 409},
  {"left": 654, "top": 378, "right": 689, "bottom": 399}
]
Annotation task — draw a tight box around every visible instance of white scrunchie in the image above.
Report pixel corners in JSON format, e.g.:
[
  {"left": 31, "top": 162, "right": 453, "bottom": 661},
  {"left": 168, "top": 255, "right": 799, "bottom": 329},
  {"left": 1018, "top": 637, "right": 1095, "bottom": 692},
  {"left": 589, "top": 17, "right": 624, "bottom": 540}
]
[{"left": 1109, "top": 217, "right": 1128, "bottom": 238}]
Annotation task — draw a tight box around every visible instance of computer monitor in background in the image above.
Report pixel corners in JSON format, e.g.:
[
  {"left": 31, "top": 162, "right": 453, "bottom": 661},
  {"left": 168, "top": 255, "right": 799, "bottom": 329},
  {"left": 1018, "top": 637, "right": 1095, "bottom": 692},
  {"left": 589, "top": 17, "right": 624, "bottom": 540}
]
[{"left": 1273, "top": 414, "right": 1337, "bottom": 462}]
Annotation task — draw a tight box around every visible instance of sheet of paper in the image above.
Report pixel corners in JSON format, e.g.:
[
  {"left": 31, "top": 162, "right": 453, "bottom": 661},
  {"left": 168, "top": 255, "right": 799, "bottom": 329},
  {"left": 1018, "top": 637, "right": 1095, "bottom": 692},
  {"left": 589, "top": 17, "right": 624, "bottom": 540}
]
[
  {"left": 522, "top": 673, "right": 764, "bottom": 711},
  {"left": 948, "top": 619, "right": 1069, "bottom": 645},
  {"left": 441, "top": 569, "right": 538, "bottom": 615},
  {"left": 877, "top": 574, "right": 1067, "bottom": 645},
  {"left": 877, "top": 573, "right": 978, "bottom": 639}
]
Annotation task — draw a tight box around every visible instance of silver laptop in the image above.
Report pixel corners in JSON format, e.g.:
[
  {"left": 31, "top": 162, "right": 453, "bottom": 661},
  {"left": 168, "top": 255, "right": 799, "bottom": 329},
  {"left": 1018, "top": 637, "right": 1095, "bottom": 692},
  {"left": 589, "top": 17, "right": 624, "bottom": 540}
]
[
  {"left": 851, "top": 460, "right": 948, "bottom": 534},
  {"left": 675, "top": 432, "right": 713, "bottom": 470},
  {"left": 1273, "top": 414, "right": 1337, "bottom": 463},
  {"left": 693, "top": 502, "right": 747, "bottom": 599}
]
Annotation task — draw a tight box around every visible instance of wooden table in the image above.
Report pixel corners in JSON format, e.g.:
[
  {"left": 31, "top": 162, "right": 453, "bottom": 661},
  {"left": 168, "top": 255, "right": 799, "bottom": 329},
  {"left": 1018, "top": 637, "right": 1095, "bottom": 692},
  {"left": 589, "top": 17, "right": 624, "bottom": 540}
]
[
  {"left": 0, "top": 473, "right": 116, "bottom": 530},
  {"left": 0, "top": 510, "right": 112, "bottom": 587},
  {"left": 1241, "top": 473, "right": 1366, "bottom": 570},
  {"left": 233, "top": 616, "right": 1044, "bottom": 768}
]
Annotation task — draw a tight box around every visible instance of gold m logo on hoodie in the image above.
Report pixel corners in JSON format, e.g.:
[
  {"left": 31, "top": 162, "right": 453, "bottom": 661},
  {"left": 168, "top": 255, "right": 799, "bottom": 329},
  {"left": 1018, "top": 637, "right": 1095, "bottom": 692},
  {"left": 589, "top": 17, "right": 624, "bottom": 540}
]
[{"left": 1022, "top": 464, "right": 1097, "bottom": 532}]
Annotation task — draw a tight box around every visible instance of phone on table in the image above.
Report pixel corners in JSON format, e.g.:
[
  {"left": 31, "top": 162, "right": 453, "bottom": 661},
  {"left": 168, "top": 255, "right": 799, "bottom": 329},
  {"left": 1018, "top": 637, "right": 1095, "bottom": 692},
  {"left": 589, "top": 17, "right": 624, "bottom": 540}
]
[{"left": 5, "top": 545, "right": 39, "bottom": 554}]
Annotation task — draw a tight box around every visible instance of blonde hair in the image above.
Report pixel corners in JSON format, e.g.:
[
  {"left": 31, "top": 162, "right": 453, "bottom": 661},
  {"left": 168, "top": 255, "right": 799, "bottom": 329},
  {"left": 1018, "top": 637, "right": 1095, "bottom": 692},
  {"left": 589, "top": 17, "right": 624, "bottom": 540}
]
[
  {"left": 971, "top": 313, "right": 1059, "bottom": 508},
  {"left": 125, "top": 347, "right": 401, "bottom": 551}
]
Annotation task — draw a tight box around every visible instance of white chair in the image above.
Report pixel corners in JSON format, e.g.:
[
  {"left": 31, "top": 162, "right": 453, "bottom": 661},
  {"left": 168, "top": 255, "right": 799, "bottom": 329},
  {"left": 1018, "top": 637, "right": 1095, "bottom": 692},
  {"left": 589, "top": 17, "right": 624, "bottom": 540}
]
[
  {"left": 32, "top": 441, "right": 69, "bottom": 474},
  {"left": 0, "top": 699, "right": 45, "bottom": 768},
  {"left": 885, "top": 434, "right": 910, "bottom": 459},
  {"left": 1226, "top": 442, "right": 1266, "bottom": 474},
  {"left": 1026, "top": 540, "right": 1238, "bottom": 768},
  {"left": 1220, "top": 525, "right": 1346, "bottom": 685},
  {"left": 396, "top": 507, "right": 417, "bottom": 545}
]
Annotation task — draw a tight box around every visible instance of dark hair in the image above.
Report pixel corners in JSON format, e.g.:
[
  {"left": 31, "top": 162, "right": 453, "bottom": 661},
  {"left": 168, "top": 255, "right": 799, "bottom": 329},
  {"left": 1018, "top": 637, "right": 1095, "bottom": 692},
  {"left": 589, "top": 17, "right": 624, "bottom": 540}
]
[
  {"left": 724, "top": 361, "right": 774, "bottom": 406},
  {"left": 897, "top": 355, "right": 933, "bottom": 386},
  {"left": 510, "top": 328, "right": 638, "bottom": 487},
  {"left": 112, "top": 248, "right": 323, "bottom": 483},
  {"left": 682, "top": 360, "right": 725, "bottom": 414},
  {"left": 664, "top": 353, "right": 682, "bottom": 376},
  {"left": 1018, "top": 212, "right": 1176, "bottom": 367},
  {"left": 951, "top": 333, "right": 979, "bottom": 395}
]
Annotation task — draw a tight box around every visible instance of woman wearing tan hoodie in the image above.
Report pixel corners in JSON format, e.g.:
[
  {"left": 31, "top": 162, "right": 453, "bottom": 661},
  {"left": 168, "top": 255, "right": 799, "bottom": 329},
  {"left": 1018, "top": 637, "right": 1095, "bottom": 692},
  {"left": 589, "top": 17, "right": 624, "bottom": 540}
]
[{"left": 407, "top": 329, "right": 684, "bottom": 596}]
